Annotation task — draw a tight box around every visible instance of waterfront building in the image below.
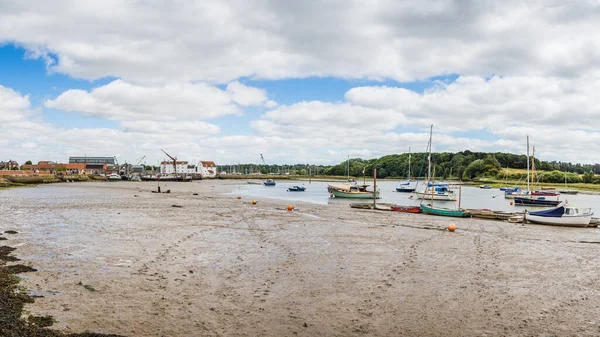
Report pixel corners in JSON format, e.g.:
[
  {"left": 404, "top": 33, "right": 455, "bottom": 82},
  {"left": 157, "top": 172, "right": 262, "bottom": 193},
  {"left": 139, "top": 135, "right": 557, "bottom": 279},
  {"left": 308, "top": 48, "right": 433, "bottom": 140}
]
[{"left": 198, "top": 161, "right": 217, "bottom": 178}]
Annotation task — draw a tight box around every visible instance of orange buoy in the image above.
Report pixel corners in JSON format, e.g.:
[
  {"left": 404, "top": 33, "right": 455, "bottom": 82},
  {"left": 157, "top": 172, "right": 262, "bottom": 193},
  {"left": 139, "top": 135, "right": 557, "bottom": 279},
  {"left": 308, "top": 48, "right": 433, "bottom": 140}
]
[
  {"left": 252, "top": 200, "right": 257, "bottom": 205},
  {"left": 237, "top": 195, "right": 241, "bottom": 199},
  {"left": 447, "top": 223, "right": 457, "bottom": 232},
  {"left": 286, "top": 205, "right": 294, "bottom": 211},
  {"left": 509, "top": 201, "right": 513, "bottom": 206}
]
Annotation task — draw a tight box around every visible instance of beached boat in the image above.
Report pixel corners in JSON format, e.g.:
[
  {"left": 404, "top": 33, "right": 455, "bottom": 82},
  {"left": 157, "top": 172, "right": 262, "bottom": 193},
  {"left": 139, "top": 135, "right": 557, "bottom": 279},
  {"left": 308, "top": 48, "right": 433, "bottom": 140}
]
[
  {"left": 559, "top": 172, "right": 579, "bottom": 194},
  {"left": 391, "top": 205, "right": 422, "bottom": 213},
  {"left": 396, "top": 147, "right": 416, "bottom": 192},
  {"left": 558, "top": 189, "right": 579, "bottom": 195},
  {"left": 524, "top": 205, "right": 593, "bottom": 227},
  {"left": 263, "top": 179, "right": 276, "bottom": 186},
  {"left": 141, "top": 174, "right": 184, "bottom": 181},
  {"left": 418, "top": 125, "right": 469, "bottom": 218},
  {"left": 414, "top": 185, "right": 456, "bottom": 201},
  {"left": 514, "top": 196, "right": 561, "bottom": 206},
  {"left": 504, "top": 187, "right": 528, "bottom": 199},
  {"left": 287, "top": 185, "right": 305, "bottom": 192},
  {"left": 420, "top": 203, "right": 471, "bottom": 217},
  {"left": 328, "top": 183, "right": 380, "bottom": 199},
  {"left": 479, "top": 184, "right": 492, "bottom": 189},
  {"left": 108, "top": 173, "right": 122, "bottom": 181},
  {"left": 467, "top": 209, "right": 522, "bottom": 221},
  {"left": 531, "top": 190, "right": 560, "bottom": 196},
  {"left": 350, "top": 203, "right": 393, "bottom": 210}
]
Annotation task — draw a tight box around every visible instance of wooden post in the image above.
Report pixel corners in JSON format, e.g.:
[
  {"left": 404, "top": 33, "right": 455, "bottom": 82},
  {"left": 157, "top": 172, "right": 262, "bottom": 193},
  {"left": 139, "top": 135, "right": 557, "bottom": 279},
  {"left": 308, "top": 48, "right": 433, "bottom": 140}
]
[
  {"left": 458, "top": 180, "right": 462, "bottom": 209},
  {"left": 373, "top": 168, "right": 377, "bottom": 208}
]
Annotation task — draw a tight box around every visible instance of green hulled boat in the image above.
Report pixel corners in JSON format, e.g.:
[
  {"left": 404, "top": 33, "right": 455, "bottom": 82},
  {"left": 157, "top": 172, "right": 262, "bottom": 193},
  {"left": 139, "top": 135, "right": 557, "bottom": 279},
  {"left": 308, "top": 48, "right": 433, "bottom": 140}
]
[
  {"left": 420, "top": 204, "right": 471, "bottom": 217},
  {"left": 328, "top": 183, "right": 381, "bottom": 199}
]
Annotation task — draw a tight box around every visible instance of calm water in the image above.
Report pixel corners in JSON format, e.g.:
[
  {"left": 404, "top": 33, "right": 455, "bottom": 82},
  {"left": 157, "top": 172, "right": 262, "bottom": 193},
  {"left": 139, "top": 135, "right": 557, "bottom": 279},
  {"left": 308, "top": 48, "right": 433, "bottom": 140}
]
[{"left": 233, "top": 180, "right": 600, "bottom": 213}]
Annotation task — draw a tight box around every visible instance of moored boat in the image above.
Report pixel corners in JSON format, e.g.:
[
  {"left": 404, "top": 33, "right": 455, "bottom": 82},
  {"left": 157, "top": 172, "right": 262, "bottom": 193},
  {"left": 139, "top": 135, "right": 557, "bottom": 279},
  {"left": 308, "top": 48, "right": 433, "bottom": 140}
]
[
  {"left": 514, "top": 196, "right": 561, "bottom": 206},
  {"left": 558, "top": 189, "right": 579, "bottom": 195},
  {"left": 420, "top": 203, "right": 471, "bottom": 217},
  {"left": 328, "top": 183, "right": 380, "bottom": 199},
  {"left": 531, "top": 190, "right": 560, "bottom": 196},
  {"left": 479, "top": 184, "right": 492, "bottom": 189},
  {"left": 414, "top": 185, "right": 456, "bottom": 201},
  {"left": 287, "top": 185, "right": 305, "bottom": 192},
  {"left": 524, "top": 205, "right": 593, "bottom": 227},
  {"left": 263, "top": 179, "right": 276, "bottom": 186},
  {"left": 396, "top": 182, "right": 416, "bottom": 193},
  {"left": 391, "top": 205, "right": 422, "bottom": 213},
  {"left": 108, "top": 173, "right": 122, "bottom": 181}
]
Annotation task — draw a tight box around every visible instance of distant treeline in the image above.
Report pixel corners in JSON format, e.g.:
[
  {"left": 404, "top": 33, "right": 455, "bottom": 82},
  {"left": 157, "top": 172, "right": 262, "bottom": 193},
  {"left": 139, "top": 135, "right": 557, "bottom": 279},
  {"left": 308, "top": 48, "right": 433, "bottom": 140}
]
[
  {"left": 217, "top": 151, "right": 600, "bottom": 183},
  {"left": 322, "top": 151, "right": 600, "bottom": 183}
]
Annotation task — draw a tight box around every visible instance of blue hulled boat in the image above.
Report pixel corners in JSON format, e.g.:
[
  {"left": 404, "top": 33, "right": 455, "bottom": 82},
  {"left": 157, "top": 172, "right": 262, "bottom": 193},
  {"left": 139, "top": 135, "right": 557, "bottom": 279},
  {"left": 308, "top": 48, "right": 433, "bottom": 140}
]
[{"left": 287, "top": 185, "right": 306, "bottom": 192}]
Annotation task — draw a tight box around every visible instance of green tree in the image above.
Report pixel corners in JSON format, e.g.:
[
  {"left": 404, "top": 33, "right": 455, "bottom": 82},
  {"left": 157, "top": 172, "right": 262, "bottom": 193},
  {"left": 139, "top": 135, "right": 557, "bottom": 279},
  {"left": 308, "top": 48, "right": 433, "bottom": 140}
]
[
  {"left": 583, "top": 171, "right": 594, "bottom": 183},
  {"left": 25, "top": 160, "right": 32, "bottom": 165}
]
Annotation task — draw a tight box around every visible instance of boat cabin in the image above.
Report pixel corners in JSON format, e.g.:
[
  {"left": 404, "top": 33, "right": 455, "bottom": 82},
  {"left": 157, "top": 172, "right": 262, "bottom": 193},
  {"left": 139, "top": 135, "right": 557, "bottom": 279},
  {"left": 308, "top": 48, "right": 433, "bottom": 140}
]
[{"left": 350, "top": 185, "right": 370, "bottom": 192}]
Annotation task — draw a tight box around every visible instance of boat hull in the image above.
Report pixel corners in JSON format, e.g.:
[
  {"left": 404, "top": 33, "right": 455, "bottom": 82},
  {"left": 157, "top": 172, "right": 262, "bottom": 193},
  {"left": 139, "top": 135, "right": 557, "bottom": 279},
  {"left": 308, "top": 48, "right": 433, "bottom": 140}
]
[
  {"left": 414, "top": 191, "right": 456, "bottom": 201},
  {"left": 524, "top": 213, "right": 592, "bottom": 227},
  {"left": 391, "top": 205, "right": 422, "bottom": 213},
  {"left": 558, "top": 190, "right": 579, "bottom": 195},
  {"left": 514, "top": 197, "right": 561, "bottom": 206},
  {"left": 287, "top": 187, "right": 305, "bottom": 192},
  {"left": 396, "top": 187, "right": 416, "bottom": 193},
  {"left": 420, "top": 204, "right": 470, "bottom": 217},
  {"left": 331, "top": 189, "right": 380, "bottom": 199}
]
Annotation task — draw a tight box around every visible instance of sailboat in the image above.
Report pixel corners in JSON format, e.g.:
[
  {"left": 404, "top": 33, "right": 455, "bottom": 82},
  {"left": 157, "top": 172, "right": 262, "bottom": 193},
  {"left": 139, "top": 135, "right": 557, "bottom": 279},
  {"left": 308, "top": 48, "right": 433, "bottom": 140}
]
[
  {"left": 328, "top": 156, "right": 380, "bottom": 199},
  {"left": 418, "top": 125, "right": 469, "bottom": 217},
  {"left": 396, "top": 147, "right": 416, "bottom": 193},
  {"left": 414, "top": 131, "right": 456, "bottom": 201},
  {"left": 514, "top": 138, "right": 561, "bottom": 207},
  {"left": 558, "top": 171, "right": 579, "bottom": 194}
]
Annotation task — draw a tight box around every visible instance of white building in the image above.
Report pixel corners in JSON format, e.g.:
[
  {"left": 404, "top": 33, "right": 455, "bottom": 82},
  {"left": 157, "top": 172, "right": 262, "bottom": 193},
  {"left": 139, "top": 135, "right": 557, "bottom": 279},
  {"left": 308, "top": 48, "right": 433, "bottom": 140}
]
[
  {"left": 160, "top": 161, "right": 196, "bottom": 175},
  {"left": 198, "top": 161, "right": 217, "bottom": 178}
]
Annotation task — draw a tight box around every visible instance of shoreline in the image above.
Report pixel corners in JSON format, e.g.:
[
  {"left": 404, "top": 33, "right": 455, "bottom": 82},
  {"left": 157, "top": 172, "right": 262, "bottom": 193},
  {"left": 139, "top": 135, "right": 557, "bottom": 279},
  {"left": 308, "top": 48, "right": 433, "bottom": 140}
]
[{"left": 3, "top": 181, "right": 600, "bottom": 336}]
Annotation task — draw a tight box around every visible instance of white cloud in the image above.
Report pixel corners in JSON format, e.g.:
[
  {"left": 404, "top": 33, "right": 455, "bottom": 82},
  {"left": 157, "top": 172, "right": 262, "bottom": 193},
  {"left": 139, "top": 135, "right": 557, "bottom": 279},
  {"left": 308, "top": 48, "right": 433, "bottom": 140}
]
[
  {"left": 3, "top": 1, "right": 600, "bottom": 83},
  {"left": 226, "top": 81, "right": 268, "bottom": 107},
  {"left": 44, "top": 80, "right": 269, "bottom": 121},
  {"left": 0, "top": 85, "right": 33, "bottom": 122},
  {"left": 344, "top": 75, "right": 600, "bottom": 134}
]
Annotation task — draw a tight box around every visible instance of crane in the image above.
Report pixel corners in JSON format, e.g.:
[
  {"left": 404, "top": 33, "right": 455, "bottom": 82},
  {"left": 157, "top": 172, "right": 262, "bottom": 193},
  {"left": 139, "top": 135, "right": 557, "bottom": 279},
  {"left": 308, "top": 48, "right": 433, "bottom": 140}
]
[
  {"left": 260, "top": 154, "right": 267, "bottom": 174},
  {"left": 135, "top": 155, "right": 146, "bottom": 165},
  {"left": 161, "top": 149, "right": 177, "bottom": 175}
]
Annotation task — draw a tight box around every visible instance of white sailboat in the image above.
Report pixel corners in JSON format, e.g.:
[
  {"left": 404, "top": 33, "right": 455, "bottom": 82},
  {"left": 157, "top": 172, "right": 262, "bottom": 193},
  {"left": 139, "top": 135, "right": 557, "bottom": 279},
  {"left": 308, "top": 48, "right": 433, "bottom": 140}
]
[
  {"left": 396, "top": 147, "right": 416, "bottom": 192},
  {"left": 414, "top": 126, "right": 456, "bottom": 201}
]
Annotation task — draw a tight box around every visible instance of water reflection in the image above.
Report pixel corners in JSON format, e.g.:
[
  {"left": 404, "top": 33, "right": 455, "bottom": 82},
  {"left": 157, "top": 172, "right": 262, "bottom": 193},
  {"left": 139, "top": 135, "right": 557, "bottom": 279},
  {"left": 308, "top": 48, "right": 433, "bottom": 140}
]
[{"left": 233, "top": 180, "right": 600, "bottom": 213}]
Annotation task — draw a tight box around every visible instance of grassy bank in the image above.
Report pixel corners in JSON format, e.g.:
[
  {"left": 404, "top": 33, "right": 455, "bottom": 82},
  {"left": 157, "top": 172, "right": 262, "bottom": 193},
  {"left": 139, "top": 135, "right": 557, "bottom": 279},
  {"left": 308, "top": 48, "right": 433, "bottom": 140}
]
[
  {"left": 0, "top": 232, "right": 123, "bottom": 336},
  {"left": 0, "top": 175, "right": 107, "bottom": 189},
  {"left": 473, "top": 178, "right": 600, "bottom": 193}
]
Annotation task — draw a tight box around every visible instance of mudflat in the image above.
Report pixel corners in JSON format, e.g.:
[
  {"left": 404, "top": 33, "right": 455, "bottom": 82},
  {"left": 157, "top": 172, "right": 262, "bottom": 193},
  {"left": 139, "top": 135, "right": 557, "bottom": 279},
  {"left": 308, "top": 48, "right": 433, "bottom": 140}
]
[{"left": 2, "top": 181, "right": 600, "bottom": 336}]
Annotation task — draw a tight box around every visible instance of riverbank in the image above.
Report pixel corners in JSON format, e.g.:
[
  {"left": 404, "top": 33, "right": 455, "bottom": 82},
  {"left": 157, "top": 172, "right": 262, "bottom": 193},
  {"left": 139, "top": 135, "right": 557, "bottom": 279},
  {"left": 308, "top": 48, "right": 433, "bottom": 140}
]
[{"left": 2, "top": 180, "right": 600, "bottom": 336}]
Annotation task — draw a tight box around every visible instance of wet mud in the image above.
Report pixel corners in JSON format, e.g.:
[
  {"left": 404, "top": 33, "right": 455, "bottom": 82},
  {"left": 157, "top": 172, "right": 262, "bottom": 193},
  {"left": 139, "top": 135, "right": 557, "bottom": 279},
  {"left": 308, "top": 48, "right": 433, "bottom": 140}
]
[{"left": 2, "top": 180, "right": 600, "bottom": 336}]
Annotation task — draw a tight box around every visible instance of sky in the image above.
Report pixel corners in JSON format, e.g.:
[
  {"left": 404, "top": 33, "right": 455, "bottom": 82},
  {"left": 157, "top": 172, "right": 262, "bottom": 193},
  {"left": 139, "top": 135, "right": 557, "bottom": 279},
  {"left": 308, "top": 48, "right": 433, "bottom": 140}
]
[{"left": 1, "top": 0, "right": 600, "bottom": 166}]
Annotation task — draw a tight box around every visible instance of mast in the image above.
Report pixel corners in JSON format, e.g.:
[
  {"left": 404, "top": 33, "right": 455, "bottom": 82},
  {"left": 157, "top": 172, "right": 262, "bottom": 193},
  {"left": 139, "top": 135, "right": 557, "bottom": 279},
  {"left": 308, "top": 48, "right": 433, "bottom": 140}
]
[
  {"left": 421, "top": 125, "right": 433, "bottom": 204},
  {"left": 531, "top": 146, "right": 536, "bottom": 188},
  {"left": 526, "top": 136, "right": 530, "bottom": 192},
  {"left": 408, "top": 146, "right": 411, "bottom": 180},
  {"left": 458, "top": 180, "right": 462, "bottom": 209},
  {"left": 347, "top": 155, "right": 350, "bottom": 181},
  {"left": 427, "top": 126, "right": 432, "bottom": 185}
]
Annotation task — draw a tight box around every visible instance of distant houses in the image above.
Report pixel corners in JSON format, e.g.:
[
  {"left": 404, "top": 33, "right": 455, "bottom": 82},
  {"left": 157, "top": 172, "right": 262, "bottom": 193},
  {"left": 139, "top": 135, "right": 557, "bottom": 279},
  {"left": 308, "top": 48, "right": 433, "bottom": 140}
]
[
  {"left": 160, "top": 161, "right": 196, "bottom": 175},
  {"left": 199, "top": 161, "right": 217, "bottom": 178},
  {"left": 159, "top": 160, "right": 218, "bottom": 178}
]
